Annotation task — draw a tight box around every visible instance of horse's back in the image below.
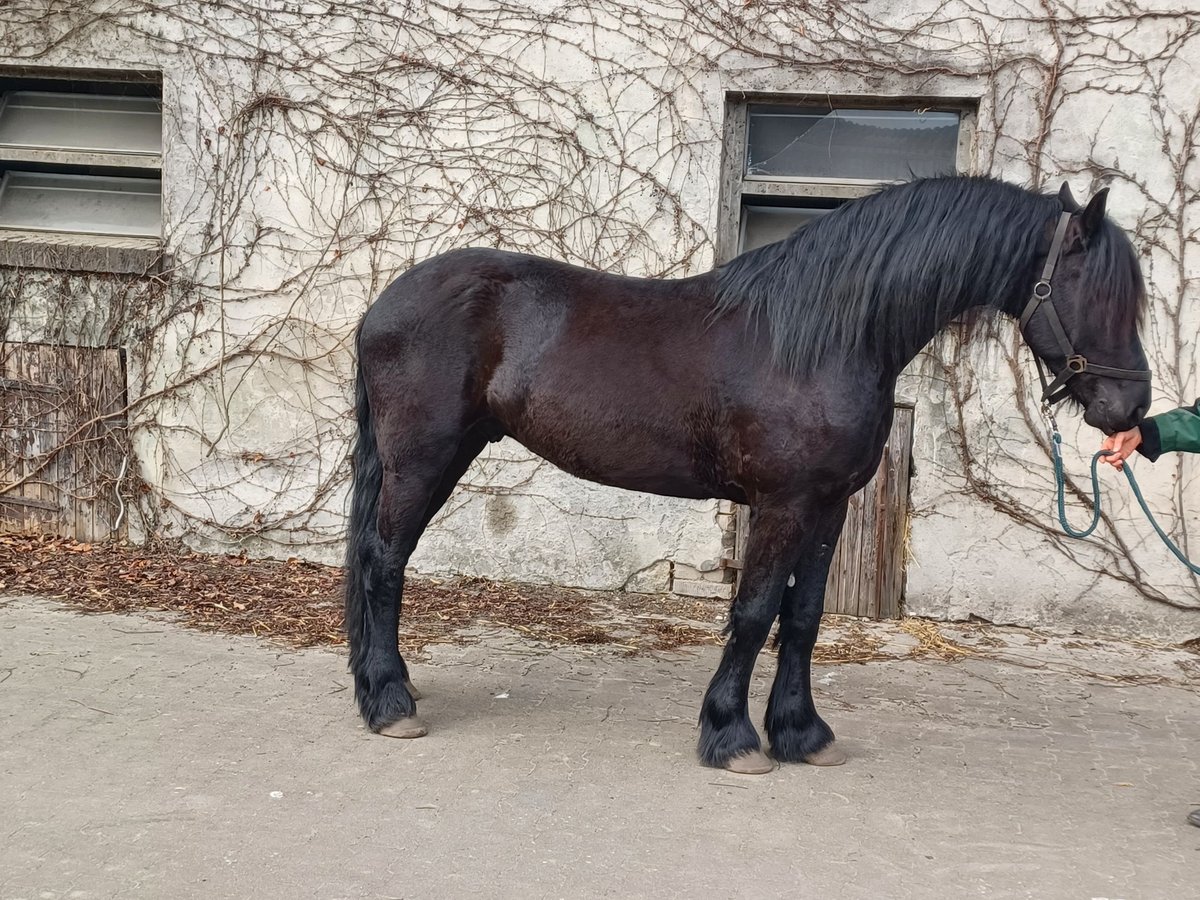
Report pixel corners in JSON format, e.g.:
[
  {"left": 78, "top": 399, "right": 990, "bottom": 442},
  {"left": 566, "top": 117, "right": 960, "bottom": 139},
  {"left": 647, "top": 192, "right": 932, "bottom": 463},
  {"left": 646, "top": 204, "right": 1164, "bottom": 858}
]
[{"left": 359, "top": 246, "right": 719, "bottom": 372}]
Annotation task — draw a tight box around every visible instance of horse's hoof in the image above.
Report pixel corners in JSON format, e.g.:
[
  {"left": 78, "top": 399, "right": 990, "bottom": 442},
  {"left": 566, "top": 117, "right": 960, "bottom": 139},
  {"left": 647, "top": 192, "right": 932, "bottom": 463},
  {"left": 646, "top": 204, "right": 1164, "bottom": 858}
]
[
  {"left": 404, "top": 679, "right": 422, "bottom": 702},
  {"left": 724, "top": 749, "right": 775, "bottom": 775},
  {"left": 378, "top": 716, "right": 428, "bottom": 739},
  {"left": 803, "top": 742, "right": 847, "bottom": 767}
]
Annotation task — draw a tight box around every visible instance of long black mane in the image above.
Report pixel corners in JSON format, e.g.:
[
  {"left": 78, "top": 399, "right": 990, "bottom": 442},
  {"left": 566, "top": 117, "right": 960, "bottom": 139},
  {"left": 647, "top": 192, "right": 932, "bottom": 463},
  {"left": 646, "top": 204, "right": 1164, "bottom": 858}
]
[{"left": 713, "top": 175, "right": 1144, "bottom": 375}]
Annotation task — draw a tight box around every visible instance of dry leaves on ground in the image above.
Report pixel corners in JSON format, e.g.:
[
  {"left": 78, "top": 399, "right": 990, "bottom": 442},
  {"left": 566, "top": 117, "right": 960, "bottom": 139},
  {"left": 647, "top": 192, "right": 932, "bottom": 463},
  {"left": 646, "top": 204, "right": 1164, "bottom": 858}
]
[
  {"left": 0, "top": 534, "right": 731, "bottom": 656},
  {"left": 0, "top": 533, "right": 982, "bottom": 666}
]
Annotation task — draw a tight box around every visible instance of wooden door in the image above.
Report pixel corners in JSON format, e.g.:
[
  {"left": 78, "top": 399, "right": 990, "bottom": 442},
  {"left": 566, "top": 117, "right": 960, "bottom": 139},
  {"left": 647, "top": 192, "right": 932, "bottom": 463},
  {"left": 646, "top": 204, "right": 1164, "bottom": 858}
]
[{"left": 0, "top": 342, "right": 128, "bottom": 541}]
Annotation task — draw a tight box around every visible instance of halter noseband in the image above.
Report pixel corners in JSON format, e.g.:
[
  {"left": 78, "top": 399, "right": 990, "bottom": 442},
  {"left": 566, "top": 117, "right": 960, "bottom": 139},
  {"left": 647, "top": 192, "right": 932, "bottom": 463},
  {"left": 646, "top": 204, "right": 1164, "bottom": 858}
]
[{"left": 1019, "top": 211, "right": 1151, "bottom": 406}]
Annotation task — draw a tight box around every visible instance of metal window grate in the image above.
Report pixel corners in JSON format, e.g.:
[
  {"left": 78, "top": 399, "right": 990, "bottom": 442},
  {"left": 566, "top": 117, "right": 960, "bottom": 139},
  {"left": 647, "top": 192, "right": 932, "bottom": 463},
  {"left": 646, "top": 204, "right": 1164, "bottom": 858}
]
[
  {"left": 0, "top": 171, "right": 161, "bottom": 238},
  {"left": 0, "top": 91, "right": 162, "bottom": 156}
]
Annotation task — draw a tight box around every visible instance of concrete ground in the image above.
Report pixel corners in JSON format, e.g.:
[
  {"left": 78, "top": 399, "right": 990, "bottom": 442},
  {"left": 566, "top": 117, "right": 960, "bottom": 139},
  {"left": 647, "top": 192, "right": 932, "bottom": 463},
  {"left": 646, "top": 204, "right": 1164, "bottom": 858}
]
[{"left": 1, "top": 596, "right": 1197, "bottom": 900}]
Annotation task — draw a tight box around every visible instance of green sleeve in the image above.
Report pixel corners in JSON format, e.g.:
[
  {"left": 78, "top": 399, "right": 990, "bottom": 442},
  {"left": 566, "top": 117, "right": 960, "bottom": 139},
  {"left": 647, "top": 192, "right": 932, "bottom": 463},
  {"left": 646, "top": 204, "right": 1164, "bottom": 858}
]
[{"left": 1139, "top": 398, "right": 1200, "bottom": 460}]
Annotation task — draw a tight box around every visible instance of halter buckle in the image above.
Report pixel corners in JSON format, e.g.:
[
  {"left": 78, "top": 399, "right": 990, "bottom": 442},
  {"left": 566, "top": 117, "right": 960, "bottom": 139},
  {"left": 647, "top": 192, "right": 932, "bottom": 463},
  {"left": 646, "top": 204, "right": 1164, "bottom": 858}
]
[
  {"left": 1032, "top": 280, "right": 1052, "bottom": 300},
  {"left": 1066, "top": 354, "right": 1087, "bottom": 374}
]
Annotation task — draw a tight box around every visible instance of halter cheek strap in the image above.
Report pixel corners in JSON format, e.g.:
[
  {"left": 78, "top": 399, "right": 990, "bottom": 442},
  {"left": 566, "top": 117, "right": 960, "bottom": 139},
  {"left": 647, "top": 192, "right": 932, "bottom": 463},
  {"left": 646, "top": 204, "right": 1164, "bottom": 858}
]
[{"left": 1019, "top": 211, "right": 1151, "bottom": 405}]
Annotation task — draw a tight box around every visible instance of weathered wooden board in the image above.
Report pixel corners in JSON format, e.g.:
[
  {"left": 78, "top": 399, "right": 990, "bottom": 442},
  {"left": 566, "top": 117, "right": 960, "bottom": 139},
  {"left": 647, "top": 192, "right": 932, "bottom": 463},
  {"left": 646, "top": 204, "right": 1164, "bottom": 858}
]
[
  {"left": 825, "top": 406, "right": 914, "bottom": 619},
  {"left": 0, "top": 342, "right": 128, "bottom": 541}
]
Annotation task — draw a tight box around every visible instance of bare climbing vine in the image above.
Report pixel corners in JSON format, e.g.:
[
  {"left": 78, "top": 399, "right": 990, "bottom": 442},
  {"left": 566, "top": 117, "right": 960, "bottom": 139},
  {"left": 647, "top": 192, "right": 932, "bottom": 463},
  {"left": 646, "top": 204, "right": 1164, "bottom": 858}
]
[{"left": 0, "top": 1, "right": 1196, "bottom": 614}]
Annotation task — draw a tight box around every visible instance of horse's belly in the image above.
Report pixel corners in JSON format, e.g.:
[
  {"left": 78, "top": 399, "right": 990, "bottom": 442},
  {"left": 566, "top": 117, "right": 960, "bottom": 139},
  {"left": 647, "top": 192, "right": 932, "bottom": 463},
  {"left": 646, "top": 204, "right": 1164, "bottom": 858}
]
[{"left": 506, "top": 416, "right": 725, "bottom": 502}]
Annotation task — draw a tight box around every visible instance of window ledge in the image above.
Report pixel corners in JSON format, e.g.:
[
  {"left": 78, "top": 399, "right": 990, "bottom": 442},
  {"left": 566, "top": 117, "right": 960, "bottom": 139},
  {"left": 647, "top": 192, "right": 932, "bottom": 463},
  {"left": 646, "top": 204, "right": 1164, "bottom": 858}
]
[
  {"left": 0, "top": 147, "right": 161, "bottom": 170},
  {"left": 0, "top": 229, "right": 161, "bottom": 275}
]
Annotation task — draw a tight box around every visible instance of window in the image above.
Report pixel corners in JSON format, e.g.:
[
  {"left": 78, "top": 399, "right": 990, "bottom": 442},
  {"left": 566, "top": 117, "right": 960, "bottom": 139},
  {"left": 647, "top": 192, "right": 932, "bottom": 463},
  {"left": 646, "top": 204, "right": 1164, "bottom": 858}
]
[
  {"left": 719, "top": 97, "right": 975, "bottom": 257},
  {"left": 0, "top": 71, "right": 162, "bottom": 271}
]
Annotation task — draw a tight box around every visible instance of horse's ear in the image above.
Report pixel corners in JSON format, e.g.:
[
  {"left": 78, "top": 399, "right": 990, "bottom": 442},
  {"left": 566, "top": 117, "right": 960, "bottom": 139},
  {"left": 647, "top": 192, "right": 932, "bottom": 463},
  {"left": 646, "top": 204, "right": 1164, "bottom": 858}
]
[
  {"left": 1080, "top": 188, "right": 1109, "bottom": 236},
  {"left": 1058, "top": 182, "right": 1080, "bottom": 212}
]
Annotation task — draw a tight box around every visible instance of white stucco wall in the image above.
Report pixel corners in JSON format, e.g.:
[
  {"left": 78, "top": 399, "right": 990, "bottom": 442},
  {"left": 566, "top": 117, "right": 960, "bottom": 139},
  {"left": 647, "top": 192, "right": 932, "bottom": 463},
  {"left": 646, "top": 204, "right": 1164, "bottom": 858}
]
[{"left": 1, "top": 1, "right": 1197, "bottom": 638}]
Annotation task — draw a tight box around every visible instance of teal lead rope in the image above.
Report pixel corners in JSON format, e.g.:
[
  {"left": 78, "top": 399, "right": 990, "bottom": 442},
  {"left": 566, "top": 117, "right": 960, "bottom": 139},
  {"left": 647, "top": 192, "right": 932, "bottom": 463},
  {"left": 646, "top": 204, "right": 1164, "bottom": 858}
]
[{"left": 1046, "top": 408, "right": 1200, "bottom": 574}]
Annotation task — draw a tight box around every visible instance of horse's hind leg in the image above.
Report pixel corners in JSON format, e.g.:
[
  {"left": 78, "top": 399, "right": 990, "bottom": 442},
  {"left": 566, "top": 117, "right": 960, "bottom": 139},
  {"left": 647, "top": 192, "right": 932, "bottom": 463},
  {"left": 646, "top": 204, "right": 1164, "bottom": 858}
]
[
  {"left": 416, "top": 424, "right": 492, "bottom": 535},
  {"left": 698, "top": 502, "right": 806, "bottom": 773},
  {"left": 399, "top": 425, "right": 492, "bottom": 702},
  {"left": 346, "top": 410, "right": 482, "bottom": 738},
  {"left": 766, "top": 499, "right": 849, "bottom": 765}
]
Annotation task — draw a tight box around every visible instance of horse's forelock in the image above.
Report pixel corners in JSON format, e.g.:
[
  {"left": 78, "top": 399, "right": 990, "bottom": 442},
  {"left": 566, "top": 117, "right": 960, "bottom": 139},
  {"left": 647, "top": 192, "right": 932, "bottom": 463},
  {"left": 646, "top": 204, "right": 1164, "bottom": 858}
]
[{"left": 1080, "top": 218, "right": 1146, "bottom": 341}]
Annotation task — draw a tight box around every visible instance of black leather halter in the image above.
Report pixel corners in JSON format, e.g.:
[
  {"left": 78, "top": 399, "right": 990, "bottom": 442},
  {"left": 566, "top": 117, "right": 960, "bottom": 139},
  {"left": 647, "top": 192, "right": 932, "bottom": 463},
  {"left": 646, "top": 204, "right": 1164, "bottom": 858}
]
[{"left": 1019, "top": 211, "right": 1151, "bottom": 405}]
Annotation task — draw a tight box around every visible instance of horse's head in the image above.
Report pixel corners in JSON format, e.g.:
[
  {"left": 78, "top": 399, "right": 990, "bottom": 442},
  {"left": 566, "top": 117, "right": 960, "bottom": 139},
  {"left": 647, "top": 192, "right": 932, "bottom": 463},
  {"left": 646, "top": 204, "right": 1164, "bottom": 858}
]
[{"left": 1020, "top": 184, "right": 1151, "bottom": 434}]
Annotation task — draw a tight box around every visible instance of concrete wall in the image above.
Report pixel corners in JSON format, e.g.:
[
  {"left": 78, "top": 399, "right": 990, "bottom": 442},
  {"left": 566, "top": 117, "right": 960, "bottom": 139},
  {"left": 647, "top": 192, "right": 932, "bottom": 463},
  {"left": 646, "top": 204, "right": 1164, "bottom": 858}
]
[{"left": 1, "top": 1, "right": 1197, "bottom": 638}]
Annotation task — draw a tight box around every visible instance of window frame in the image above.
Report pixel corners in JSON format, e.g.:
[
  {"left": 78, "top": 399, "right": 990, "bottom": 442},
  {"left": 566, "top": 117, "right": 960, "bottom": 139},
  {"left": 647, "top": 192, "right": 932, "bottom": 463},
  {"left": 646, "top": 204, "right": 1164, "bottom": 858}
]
[{"left": 716, "top": 93, "right": 978, "bottom": 264}]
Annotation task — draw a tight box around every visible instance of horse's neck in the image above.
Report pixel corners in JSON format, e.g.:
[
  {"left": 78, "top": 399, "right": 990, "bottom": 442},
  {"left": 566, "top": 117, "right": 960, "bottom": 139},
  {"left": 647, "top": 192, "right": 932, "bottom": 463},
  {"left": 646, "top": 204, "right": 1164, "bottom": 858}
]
[{"left": 881, "top": 289, "right": 1014, "bottom": 378}]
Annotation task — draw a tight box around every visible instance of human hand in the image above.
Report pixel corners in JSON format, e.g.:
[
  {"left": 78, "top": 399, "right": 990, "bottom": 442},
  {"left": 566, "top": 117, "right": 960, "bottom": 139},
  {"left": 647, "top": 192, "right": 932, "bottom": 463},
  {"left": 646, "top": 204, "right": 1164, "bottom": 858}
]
[{"left": 1101, "top": 426, "right": 1142, "bottom": 471}]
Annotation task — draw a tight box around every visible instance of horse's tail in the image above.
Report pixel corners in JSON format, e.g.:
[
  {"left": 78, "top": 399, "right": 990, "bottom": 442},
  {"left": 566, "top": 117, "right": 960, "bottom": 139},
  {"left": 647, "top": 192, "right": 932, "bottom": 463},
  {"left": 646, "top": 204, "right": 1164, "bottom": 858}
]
[{"left": 344, "top": 326, "right": 381, "bottom": 683}]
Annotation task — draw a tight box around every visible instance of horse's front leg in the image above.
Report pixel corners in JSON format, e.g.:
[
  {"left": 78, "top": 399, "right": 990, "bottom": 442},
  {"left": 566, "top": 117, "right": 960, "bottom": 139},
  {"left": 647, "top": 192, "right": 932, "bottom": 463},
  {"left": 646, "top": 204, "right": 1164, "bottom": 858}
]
[
  {"left": 766, "top": 498, "right": 849, "bottom": 765},
  {"left": 698, "top": 502, "right": 806, "bottom": 774}
]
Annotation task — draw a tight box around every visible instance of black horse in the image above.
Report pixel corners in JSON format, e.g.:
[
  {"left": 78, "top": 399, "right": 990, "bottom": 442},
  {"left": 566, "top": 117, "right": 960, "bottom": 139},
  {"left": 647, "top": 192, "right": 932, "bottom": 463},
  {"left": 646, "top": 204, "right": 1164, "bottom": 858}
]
[{"left": 345, "top": 176, "right": 1150, "bottom": 773}]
